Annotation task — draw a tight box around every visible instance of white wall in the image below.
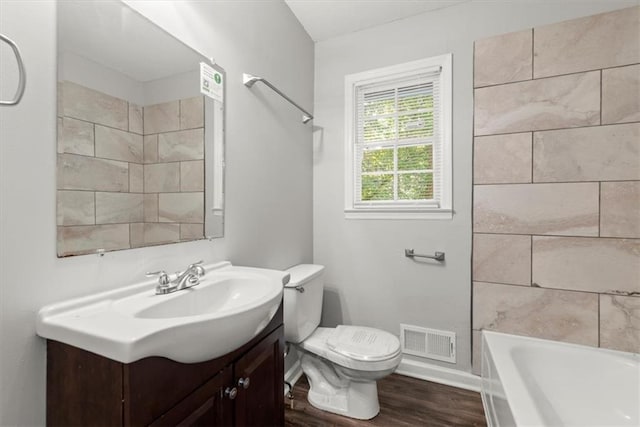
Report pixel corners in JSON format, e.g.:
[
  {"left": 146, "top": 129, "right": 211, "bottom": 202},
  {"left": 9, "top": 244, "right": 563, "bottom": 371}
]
[
  {"left": 0, "top": 1, "right": 313, "bottom": 425},
  {"left": 59, "top": 51, "right": 202, "bottom": 106},
  {"left": 313, "top": 0, "right": 637, "bottom": 373},
  {"left": 58, "top": 52, "right": 147, "bottom": 105}
]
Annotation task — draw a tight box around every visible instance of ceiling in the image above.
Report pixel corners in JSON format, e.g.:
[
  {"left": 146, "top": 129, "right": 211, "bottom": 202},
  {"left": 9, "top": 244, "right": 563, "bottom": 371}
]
[
  {"left": 284, "top": 0, "right": 469, "bottom": 42},
  {"left": 58, "top": 1, "right": 204, "bottom": 82}
]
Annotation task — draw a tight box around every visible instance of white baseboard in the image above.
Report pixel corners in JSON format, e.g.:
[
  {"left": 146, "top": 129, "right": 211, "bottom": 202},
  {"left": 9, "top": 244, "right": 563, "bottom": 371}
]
[{"left": 395, "top": 357, "right": 481, "bottom": 392}]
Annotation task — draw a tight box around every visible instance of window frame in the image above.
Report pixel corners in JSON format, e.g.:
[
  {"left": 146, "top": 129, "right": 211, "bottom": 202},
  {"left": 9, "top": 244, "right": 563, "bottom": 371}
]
[{"left": 344, "top": 54, "right": 452, "bottom": 220}]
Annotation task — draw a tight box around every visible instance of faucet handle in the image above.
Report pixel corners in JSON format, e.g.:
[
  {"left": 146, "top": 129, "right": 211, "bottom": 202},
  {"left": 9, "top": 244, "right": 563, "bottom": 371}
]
[
  {"left": 146, "top": 270, "right": 170, "bottom": 285},
  {"left": 189, "top": 260, "right": 206, "bottom": 277}
]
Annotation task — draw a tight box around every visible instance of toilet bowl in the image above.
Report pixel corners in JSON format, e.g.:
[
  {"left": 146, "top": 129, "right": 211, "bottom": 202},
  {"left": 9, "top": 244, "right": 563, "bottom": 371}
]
[{"left": 284, "top": 264, "right": 402, "bottom": 420}]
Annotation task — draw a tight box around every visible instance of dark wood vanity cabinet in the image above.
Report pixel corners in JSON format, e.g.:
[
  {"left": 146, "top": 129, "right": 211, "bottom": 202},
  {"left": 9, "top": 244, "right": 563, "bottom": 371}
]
[{"left": 47, "top": 305, "right": 285, "bottom": 427}]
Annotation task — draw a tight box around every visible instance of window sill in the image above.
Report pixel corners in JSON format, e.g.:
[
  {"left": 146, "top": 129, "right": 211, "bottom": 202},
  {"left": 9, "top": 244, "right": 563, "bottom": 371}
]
[{"left": 344, "top": 208, "right": 453, "bottom": 220}]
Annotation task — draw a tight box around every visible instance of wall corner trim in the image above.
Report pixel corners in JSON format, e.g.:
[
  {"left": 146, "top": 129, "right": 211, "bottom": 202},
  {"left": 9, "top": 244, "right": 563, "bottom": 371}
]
[{"left": 395, "top": 357, "right": 481, "bottom": 392}]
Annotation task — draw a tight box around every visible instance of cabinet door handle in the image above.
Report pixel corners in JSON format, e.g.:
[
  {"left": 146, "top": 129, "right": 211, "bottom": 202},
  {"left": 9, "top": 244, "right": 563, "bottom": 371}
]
[
  {"left": 238, "top": 377, "right": 250, "bottom": 389},
  {"left": 224, "top": 387, "right": 237, "bottom": 400}
]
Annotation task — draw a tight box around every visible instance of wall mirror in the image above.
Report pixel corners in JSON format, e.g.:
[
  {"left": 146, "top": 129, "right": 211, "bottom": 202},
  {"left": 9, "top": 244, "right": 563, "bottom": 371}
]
[{"left": 56, "top": 0, "right": 225, "bottom": 257}]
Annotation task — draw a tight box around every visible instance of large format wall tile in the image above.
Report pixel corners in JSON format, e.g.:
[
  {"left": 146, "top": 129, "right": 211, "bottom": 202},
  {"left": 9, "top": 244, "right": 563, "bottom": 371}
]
[
  {"left": 95, "top": 193, "right": 143, "bottom": 224},
  {"left": 129, "top": 223, "right": 144, "bottom": 248},
  {"left": 158, "top": 129, "right": 204, "bottom": 162},
  {"left": 137, "top": 223, "right": 180, "bottom": 247},
  {"left": 533, "top": 123, "right": 640, "bottom": 182},
  {"left": 57, "top": 224, "right": 129, "bottom": 256},
  {"left": 180, "top": 96, "right": 204, "bottom": 130},
  {"left": 143, "top": 135, "right": 158, "bottom": 164},
  {"left": 57, "top": 117, "right": 94, "bottom": 156},
  {"left": 601, "top": 181, "right": 640, "bottom": 238},
  {"left": 600, "top": 295, "right": 640, "bottom": 353},
  {"left": 180, "top": 160, "right": 204, "bottom": 191},
  {"left": 143, "top": 163, "right": 180, "bottom": 193},
  {"left": 57, "top": 191, "right": 95, "bottom": 226},
  {"left": 95, "top": 125, "right": 143, "bottom": 163},
  {"left": 129, "top": 103, "right": 143, "bottom": 134},
  {"left": 473, "top": 281, "right": 598, "bottom": 346},
  {"left": 144, "top": 101, "right": 180, "bottom": 135},
  {"left": 143, "top": 194, "right": 158, "bottom": 222},
  {"left": 534, "top": 6, "right": 640, "bottom": 78},
  {"left": 129, "top": 163, "right": 143, "bottom": 193},
  {"left": 180, "top": 223, "right": 204, "bottom": 240},
  {"left": 61, "top": 81, "right": 128, "bottom": 130},
  {"left": 474, "top": 72, "right": 600, "bottom": 136},
  {"left": 473, "top": 133, "right": 531, "bottom": 184},
  {"left": 473, "top": 234, "right": 531, "bottom": 286},
  {"left": 58, "top": 154, "right": 129, "bottom": 192},
  {"left": 602, "top": 64, "right": 640, "bottom": 124},
  {"left": 533, "top": 236, "right": 640, "bottom": 294},
  {"left": 158, "top": 192, "right": 204, "bottom": 223},
  {"left": 474, "top": 183, "right": 599, "bottom": 236},
  {"left": 474, "top": 29, "right": 532, "bottom": 88},
  {"left": 473, "top": 6, "right": 640, "bottom": 357}
]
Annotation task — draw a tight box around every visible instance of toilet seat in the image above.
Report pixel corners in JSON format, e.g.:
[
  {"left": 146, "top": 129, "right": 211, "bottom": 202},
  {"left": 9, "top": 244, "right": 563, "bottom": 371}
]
[{"left": 299, "top": 326, "right": 402, "bottom": 371}]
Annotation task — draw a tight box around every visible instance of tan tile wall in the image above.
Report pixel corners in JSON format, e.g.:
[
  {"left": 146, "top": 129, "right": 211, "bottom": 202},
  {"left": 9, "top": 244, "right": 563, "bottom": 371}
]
[
  {"left": 472, "top": 6, "right": 640, "bottom": 373},
  {"left": 141, "top": 96, "right": 205, "bottom": 248},
  {"left": 57, "top": 82, "right": 205, "bottom": 256}
]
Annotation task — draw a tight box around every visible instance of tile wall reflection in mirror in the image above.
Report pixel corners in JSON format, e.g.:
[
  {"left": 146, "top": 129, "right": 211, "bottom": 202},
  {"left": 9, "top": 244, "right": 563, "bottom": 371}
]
[{"left": 56, "top": 0, "right": 224, "bottom": 257}]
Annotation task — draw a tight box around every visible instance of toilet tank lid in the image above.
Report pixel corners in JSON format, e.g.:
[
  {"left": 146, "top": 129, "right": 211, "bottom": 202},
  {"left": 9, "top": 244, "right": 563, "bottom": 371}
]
[{"left": 285, "top": 264, "right": 324, "bottom": 287}]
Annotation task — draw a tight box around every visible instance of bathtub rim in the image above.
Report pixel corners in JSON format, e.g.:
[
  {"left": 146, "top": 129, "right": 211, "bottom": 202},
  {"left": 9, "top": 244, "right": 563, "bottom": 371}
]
[{"left": 481, "top": 330, "right": 640, "bottom": 427}]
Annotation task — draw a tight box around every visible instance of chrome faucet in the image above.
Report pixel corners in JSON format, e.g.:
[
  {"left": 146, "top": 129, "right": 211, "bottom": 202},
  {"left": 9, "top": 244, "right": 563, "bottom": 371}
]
[{"left": 146, "top": 261, "right": 206, "bottom": 295}]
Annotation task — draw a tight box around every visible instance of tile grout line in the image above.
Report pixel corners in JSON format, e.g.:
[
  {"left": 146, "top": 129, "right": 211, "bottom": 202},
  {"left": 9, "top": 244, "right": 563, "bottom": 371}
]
[
  {"left": 598, "top": 181, "right": 602, "bottom": 237},
  {"left": 473, "top": 61, "right": 640, "bottom": 90},
  {"left": 474, "top": 120, "right": 640, "bottom": 139},
  {"left": 597, "top": 295, "right": 601, "bottom": 347},
  {"left": 474, "top": 232, "right": 637, "bottom": 241},
  {"left": 531, "top": 28, "right": 535, "bottom": 80},
  {"left": 62, "top": 114, "right": 203, "bottom": 136},
  {"left": 474, "top": 279, "right": 623, "bottom": 297},
  {"left": 599, "top": 69, "right": 603, "bottom": 125},
  {"left": 530, "top": 132, "right": 534, "bottom": 183},
  {"left": 61, "top": 151, "right": 200, "bottom": 167},
  {"left": 530, "top": 234, "right": 533, "bottom": 287},
  {"left": 475, "top": 179, "right": 639, "bottom": 186}
]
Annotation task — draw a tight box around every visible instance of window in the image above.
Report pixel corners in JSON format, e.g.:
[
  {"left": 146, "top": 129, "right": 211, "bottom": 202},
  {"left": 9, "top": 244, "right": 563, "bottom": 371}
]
[{"left": 344, "top": 55, "right": 452, "bottom": 219}]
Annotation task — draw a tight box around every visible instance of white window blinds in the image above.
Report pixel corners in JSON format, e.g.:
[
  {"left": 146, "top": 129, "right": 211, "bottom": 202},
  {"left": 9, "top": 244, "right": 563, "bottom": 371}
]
[{"left": 353, "top": 68, "right": 442, "bottom": 208}]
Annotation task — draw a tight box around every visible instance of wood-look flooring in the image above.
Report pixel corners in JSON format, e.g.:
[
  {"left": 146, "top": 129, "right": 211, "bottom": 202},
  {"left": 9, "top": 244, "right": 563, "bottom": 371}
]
[{"left": 284, "top": 374, "right": 487, "bottom": 427}]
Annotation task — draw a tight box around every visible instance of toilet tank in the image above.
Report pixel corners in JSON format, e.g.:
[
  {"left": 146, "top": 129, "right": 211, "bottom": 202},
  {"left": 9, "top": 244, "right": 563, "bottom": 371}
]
[{"left": 283, "top": 264, "right": 325, "bottom": 343}]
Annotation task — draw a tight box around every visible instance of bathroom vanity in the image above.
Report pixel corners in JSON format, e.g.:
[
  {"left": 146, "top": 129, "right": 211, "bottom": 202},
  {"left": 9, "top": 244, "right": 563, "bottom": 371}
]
[
  {"left": 46, "top": 305, "right": 284, "bottom": 426},
  {"left": 38, "top": 261, "right": 289, "bottom": 426}
]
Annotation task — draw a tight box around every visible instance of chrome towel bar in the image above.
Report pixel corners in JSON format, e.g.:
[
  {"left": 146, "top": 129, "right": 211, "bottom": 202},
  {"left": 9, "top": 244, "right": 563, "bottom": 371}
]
[
  {"left": 243, "top": 73, "right": 313, "bottom": 124},
  {"left": 0, "top": 33, "right": 26, "bottom": 106},
  {"left": 405, "top": 248, "right": 445, "bottom": 262}
]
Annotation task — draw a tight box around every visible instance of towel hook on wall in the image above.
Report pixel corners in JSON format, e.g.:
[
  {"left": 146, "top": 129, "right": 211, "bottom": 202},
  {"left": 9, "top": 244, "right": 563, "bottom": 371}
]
[{"left": 0, "top": 33, "right": 26, "bottom": 106}]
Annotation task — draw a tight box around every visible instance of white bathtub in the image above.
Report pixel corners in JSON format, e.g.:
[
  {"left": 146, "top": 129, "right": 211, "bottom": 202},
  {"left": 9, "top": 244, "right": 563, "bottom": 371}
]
[{"left": 481, "top": 331, "right": 640, "bottom": 427}]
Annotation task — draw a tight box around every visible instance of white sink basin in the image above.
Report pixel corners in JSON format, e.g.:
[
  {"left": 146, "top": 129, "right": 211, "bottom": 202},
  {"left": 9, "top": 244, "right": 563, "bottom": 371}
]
[{"left": 36, "top": 262, "right": 288, "bottom": 363}]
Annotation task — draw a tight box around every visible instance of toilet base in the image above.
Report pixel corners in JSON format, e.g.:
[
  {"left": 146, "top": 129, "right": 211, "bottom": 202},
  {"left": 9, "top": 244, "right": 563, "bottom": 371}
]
[{"left": 301, "top": 353, "right": 380, "bottom": 420}]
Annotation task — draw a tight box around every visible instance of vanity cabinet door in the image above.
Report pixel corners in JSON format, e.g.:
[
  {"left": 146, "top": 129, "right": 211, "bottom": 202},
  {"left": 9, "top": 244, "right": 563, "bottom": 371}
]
[
  {"left": 234, "top": 325, "right": 284, "bottom": 426},
  {"left": 149, "top": 367, "right": 233, "bottom": 427}
]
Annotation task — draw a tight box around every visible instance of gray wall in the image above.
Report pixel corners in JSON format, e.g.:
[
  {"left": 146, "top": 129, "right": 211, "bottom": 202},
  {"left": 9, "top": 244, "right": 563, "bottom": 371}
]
[
  {"left": 0, "top": 1, "right": 312, "bottom": 424},
  {"left": 312, "top": 0, "right": 638, "bottom": 373}
]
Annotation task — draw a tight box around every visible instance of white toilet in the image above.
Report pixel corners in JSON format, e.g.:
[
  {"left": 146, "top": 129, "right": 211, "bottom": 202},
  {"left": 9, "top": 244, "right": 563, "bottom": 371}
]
[{"left": 284, "top": 264, "right": 402, "bottom": 420}]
